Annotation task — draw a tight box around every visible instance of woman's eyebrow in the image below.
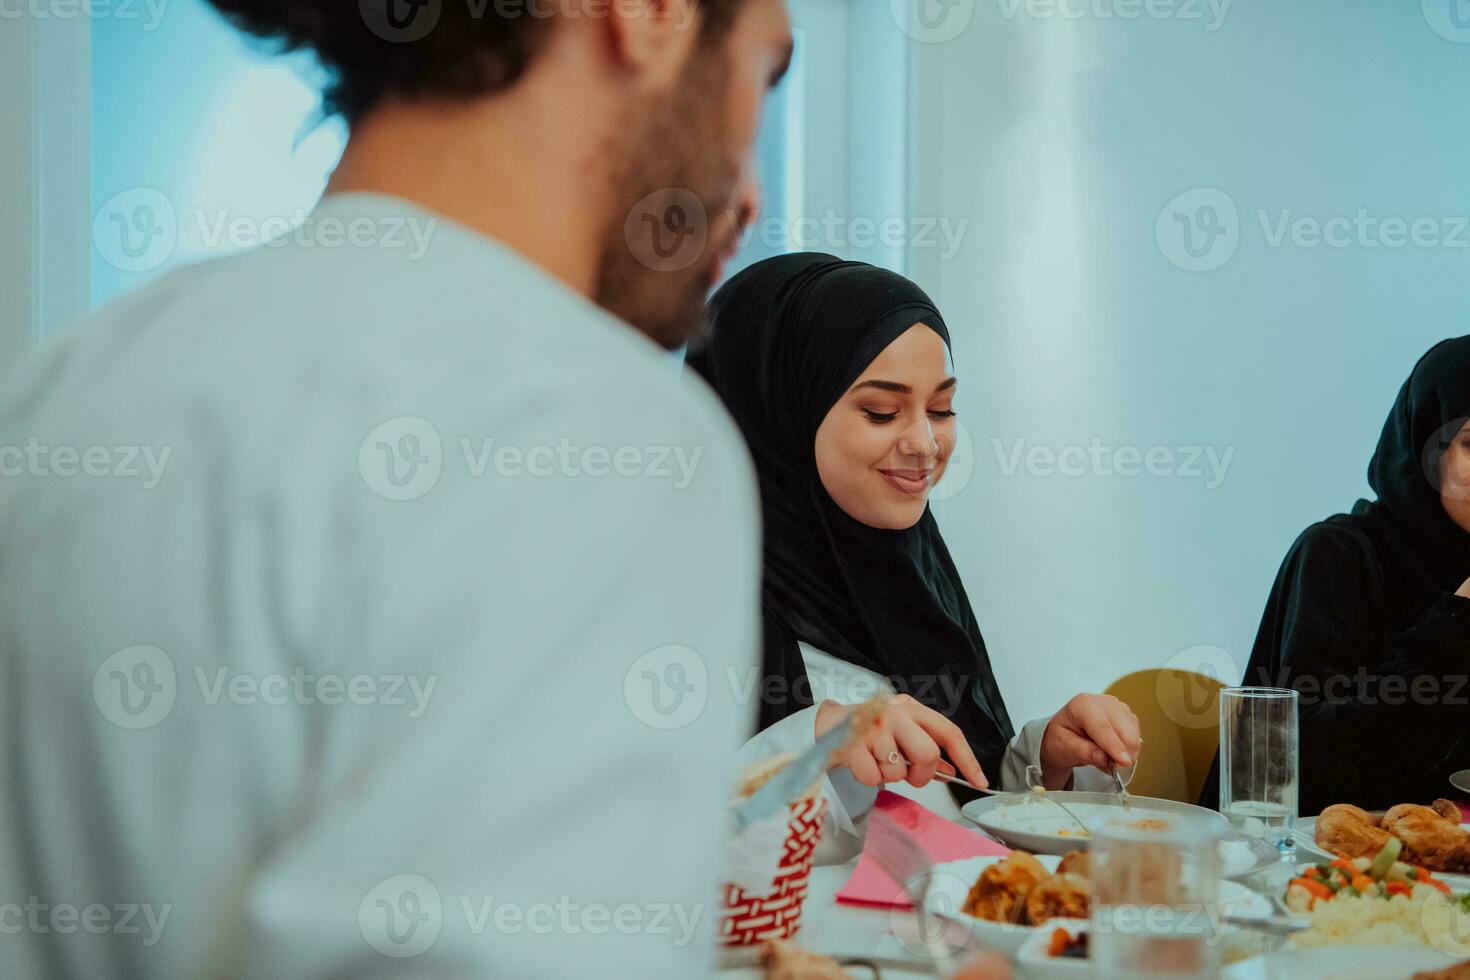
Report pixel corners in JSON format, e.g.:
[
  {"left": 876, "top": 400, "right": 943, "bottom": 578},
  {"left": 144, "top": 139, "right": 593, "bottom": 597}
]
[{"left": 849, "top": 377, "right": 958, "bottom": 395}]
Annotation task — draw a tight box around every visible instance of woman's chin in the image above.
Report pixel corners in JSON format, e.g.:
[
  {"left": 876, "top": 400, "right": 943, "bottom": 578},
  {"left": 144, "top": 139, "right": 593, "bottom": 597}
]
[{"left": 855, "top": 497, "right": 929, "bottom": 531}]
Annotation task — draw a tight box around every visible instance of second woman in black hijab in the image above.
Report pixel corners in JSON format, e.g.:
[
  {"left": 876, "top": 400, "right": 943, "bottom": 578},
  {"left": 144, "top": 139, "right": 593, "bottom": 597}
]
[
  {"left": 688, "top": 254, "right": 1140, "bottom": 849},
  {"left": 1203, "top": 337, "right": 1470, "bottom": 816}
]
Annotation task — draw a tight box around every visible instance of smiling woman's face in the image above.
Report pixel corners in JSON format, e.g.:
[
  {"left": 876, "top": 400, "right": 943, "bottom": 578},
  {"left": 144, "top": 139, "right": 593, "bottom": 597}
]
[
  {"left": 1441, "top": 418, "right": 1470, "bottom": 533},
  {"left": 813, "top": 323, "right": 956, "bottom": 530}
]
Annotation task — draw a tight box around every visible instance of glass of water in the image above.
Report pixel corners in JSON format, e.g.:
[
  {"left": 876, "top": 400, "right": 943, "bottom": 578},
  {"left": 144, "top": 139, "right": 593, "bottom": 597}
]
[
  {"left": 1091, "top": 815, "right": 1223, "bottom": 979},
  {"left": 1218, "top": 687, "right": 1299, "bottom": 853}
]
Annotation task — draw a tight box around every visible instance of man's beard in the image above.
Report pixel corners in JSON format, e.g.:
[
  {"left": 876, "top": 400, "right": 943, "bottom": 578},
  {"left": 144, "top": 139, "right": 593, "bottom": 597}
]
[{"left": 594, "top": 46, "right": 742, "bottom": 351}]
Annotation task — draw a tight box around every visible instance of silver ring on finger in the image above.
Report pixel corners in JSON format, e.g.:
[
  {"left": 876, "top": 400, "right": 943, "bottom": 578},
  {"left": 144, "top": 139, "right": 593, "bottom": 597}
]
[{"left": 887, "top": 751, "right": 906, "bottom": 766}]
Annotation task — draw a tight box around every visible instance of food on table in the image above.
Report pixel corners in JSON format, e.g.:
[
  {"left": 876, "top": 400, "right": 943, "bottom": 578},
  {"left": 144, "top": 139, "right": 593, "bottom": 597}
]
[
  {"left": 758, "top": 940, "right": 848, "bottom": 980},
  {"left": 1127, "top": 818, "right": 1169, "bottom": 831},
  {"left": 1413, "top": 961, "right": 1470, "bottom": 980},
  {"left": 1046, "top": 926, "right": 1089, "bottom": 959},
  {"left": 1025, "top": 872, "right": 1091, "bottom": 925},
  {"left": 963, "top": 849, "right": 1094, "bottom": 928},
  {"left": 1057, "top": 849, "right": 1091, "bottom": 878},
  {"left": 1284, "top": 839, "right": 1470, "bottom": 950},
  {"left": 963, "top": 851, "right": 1050, "bottom": 923},
  {"left": 1316, "top": 803, "right": 1394, "bottom": 858},
  {"left": 1316, "top": 799, "right": 1470, "bottom": 873},
  {"left": 1383, "top": 802, "right": 1470, "bottom": 873}
]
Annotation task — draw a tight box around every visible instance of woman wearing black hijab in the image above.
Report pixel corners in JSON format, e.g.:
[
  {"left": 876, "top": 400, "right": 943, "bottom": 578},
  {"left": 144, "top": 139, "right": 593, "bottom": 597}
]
[
  {"left": 1203, "top": 337, "right": 1470, "bottom": 816},
  {"left": 688, "top": 253, "right": 1139, "bottom": 849}
]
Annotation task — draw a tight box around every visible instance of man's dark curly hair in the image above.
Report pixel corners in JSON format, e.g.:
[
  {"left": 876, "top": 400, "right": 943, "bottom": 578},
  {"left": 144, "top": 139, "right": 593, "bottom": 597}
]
[{"left": 207, "top": 0, "right": 746, "bottom": 124}]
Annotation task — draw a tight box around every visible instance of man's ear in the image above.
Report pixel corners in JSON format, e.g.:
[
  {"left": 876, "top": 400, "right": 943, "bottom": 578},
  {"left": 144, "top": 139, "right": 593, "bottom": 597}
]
[{"left": 603, "top": 0, "right": 702, "bottom": 88}]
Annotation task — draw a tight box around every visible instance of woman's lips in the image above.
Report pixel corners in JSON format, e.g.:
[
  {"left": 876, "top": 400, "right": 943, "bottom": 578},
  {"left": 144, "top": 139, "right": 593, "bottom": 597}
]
[{"left": 879, "top": 469, "right": 933, "bottom": 495}]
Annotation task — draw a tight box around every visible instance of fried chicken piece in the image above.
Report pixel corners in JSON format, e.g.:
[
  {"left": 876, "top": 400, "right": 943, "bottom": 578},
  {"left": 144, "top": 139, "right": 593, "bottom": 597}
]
[
  {"left": 1025, "top": 872, "right": 1092, "bottom": 925},
  {"left": 963, "top": 851, "right": 1049, "bottom": 924},
  {"left": 1316, "top": 803, "right": 1391, "bottom": 860},
  {"left": 1383, "top": 803, "right": 1470, "bottom": 873},
  {"left": 759, "top": 940, "right": 848, "bottom": 980},
  {"left": 1432, "top": 798, "right": 1465, "bottom": 824},
  {"left": 1412, "top": 961, "right": 1470, "bottom": 980},
  {"left": 1057, "top": 849, "right": 1091, "bottom": 879}
]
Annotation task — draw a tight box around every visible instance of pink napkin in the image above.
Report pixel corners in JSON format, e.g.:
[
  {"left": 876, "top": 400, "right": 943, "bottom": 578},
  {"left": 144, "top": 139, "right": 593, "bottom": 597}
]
[{"left": 835, "top": 790, "right": 1010, "bottom": 909}]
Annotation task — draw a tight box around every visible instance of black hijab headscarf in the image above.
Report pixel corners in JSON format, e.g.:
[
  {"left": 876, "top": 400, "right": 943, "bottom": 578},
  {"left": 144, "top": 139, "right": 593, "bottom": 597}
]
[
  {"left": 1355, "top": 335, "right": 1470, "bottom": 597},
  {"left": 687, "top": 253, "right": 1015, "bottom": 779}
]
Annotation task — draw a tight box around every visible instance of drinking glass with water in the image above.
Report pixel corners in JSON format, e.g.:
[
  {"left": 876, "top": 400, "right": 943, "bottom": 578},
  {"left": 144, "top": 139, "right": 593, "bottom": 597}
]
[{"left": 1218, "top": 687, "right": 1299, "bottom": 854}]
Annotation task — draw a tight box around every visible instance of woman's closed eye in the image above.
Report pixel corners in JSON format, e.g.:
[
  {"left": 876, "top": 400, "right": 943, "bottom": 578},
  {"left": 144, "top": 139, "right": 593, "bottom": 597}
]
[{"left": 861, "top": 408, "right": 957, "bottom": 424}]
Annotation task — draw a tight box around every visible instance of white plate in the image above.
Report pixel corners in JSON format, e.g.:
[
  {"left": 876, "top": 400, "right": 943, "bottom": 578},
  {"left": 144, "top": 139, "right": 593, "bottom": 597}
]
[
  {"left": 962, "top": 791, "right": 1229, "bottom": 856},
  {"left": 1293, "top": 815, "right": 1470, "bottom": 892},
  {"left": 1223, "top": 944, "right": 1461, "bottom": 979},
  {"left": 925, "top": 855, "right": 1275, "bottom": 960}
]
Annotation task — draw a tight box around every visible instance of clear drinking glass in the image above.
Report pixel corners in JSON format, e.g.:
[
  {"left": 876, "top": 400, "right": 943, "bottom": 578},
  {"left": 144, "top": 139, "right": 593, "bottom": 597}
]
[
  {"left": 1218, "top": 687, "right": 1299, "bottom": 853},
  {"left": 1090, "top": 815, "right": 1224, "bottom": 979}
]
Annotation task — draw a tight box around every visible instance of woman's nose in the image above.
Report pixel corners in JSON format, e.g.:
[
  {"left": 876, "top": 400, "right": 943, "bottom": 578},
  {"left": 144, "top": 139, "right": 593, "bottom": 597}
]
[{"left": 896, "top": 417, "right": 939, "bottom": 460}]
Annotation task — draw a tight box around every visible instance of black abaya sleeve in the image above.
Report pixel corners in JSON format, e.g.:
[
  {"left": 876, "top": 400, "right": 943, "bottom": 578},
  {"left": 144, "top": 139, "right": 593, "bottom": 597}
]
[{"left": 1206, "top": 522, "right": 1470, "bottom": 815}]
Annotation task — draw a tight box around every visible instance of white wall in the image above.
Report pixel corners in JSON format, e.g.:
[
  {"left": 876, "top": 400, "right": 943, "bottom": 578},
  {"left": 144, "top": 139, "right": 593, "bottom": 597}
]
[
  {"left": 0, "top": 14, "right": 91, "bottom": 356},
  {"left": 911, "top": 1, "right": 1470, "bottom": 724},
  {"left": 0, "top": 18, "right": 37, "bottom": 369}
]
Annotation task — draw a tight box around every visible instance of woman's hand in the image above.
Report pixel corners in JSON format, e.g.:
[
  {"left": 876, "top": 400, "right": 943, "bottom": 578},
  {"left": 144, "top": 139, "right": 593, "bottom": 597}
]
[
  {"left": 1457, "top": 576, "right": 1470, "bottom": 599},
  {"left": 814, "top": 695, "right": 989, "bottom": 790},
  {"left": 1038, "top": 694, "right": 1142, "bottom": 791}
]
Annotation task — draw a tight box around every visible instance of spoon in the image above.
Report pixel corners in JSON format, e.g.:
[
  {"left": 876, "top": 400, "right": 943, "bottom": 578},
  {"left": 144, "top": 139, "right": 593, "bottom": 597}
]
[{"left": 1450, "top": 769, "right": 1470, "bottom": 796}]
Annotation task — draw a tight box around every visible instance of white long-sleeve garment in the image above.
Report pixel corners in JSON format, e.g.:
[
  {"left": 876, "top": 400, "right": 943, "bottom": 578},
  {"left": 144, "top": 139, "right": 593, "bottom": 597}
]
[
  {"left": 0, "top": 194, "right": 761, "bottom": 979},
  {"left": 738, "top": 645, "right": 1114, "bottom": 865}
]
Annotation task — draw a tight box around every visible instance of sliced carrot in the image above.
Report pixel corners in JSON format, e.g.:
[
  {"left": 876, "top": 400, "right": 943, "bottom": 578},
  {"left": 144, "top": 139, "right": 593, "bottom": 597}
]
[
  {"left": 1290, "top": 877, "right": 1333, "bottom": 903},
  {"left": 1352, "top": 874, "right": 1375, "bottom": 893},
  {"left": 1385, "top": 882, "right": 1411, "bottom": 897}
]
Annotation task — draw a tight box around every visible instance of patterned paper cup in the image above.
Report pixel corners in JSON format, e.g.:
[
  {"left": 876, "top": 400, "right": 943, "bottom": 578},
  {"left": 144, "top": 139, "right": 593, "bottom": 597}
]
[{"left": 719, "top": 792, "right": 829, "bottom": 946}]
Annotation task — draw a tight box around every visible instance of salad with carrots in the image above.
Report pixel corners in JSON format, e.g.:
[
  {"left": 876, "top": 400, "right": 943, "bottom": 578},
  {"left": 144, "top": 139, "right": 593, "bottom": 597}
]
[{"left": 1285, "top": 837, "right": 1454, "bottom": 910}]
